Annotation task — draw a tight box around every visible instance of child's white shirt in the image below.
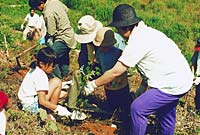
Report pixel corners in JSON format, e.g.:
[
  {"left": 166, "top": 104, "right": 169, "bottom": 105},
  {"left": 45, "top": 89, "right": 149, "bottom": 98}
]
[{"left": 18, "top": 66, "right": 49, "bottom": 106}]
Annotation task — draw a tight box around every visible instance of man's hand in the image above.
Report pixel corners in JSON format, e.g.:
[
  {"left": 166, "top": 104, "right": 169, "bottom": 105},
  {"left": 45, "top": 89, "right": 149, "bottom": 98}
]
[
  {"left": 84, "top": 80, "right": 97, "bottom": 95},
  {"left": 54, "top": 105, "right": 72, "bottom": 116},
  {"left": 194, "top": 77, "right": 200, "bottom": 85},
  {"left": 80, "top": 65, "right": 85, "bottom": 75}
]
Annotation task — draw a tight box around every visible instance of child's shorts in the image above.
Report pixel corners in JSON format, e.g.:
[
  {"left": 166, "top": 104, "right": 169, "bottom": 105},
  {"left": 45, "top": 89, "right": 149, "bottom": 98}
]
[{"left": 22, "top": 96, "right": 39, "bottom": 113}]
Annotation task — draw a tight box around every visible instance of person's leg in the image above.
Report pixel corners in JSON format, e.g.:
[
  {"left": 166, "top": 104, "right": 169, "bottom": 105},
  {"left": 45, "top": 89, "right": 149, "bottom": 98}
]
[
  {"left": 106, "top": 85, "right": 133, "bottom": 135},
  {"left": 58, "top": 48, "right": 70, "bottom": 78},
  {"left": 50, "top": 41, "right": 71, "bottom": 79},
  {"left": 46, "top": 77, "right": 62, "bottom": 105},
  {"left": 105, "top": 85, "right": 132, "bottom": 113},
  {"left": 22, "top": 26, "right": 30, "bottom": 40},
  {"left": 130, "top": 88, "right": 182, "bottom": 135},
  {"left": 157, "top": 102, "right": 178, "bottom": 135},
  {"left": 67, "top": 70, "right": 82, "bottom": 109},
  {"left": 195, "top": 84, "right": 200, "bottom": 110}
]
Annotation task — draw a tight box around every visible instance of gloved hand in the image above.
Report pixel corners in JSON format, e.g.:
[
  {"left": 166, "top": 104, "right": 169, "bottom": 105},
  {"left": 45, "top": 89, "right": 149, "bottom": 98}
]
[
  {"left": 39, "top": 37, "right": 46, "bottom": 45},
  {"left": 54, "top": 105, "right": 72, "bottom": 116},
  {"left": 194, "top": 77, "right": 200, "bottom": 85},
  {"left": 20, "top": 24, "right": 24, "bottom": 30},
  {"left": 80, "top": 65, "right": 85, "bottom": 75},
  {"left": 84, "top": 80, "right": 97, "bottom": 95}
]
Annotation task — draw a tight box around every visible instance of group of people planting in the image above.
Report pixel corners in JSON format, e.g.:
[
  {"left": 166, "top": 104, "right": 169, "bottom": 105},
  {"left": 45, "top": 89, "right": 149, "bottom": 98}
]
[{"left": 1, "top": 0, "right": 199, "bottom": 135}]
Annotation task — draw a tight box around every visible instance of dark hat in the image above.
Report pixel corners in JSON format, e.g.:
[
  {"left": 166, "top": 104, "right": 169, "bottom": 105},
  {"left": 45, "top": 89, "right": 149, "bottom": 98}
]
[{"left": 109, "top": 4, "right": 142, "bottom": 27}]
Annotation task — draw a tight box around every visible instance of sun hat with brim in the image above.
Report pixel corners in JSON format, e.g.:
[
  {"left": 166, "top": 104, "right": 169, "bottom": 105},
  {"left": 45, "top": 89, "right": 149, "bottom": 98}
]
[
  {"left": 93, "top": 27, "right": 117, "bottom": 47},
  {"left": 108, "top": 4, "right": 142, "bottom": 27},
  {"left": 75, "top": 15, "right": 103, "bottom": 43}
]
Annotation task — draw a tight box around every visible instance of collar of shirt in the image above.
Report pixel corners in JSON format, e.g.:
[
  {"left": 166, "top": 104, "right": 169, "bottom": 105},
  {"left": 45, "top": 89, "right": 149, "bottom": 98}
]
[{"left": 129, "top": 21, "right": 146, "bottom": 41}]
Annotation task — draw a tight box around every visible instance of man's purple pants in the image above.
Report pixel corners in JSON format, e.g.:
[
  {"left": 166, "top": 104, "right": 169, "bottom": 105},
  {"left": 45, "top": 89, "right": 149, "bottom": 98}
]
[{"left": 130, "top": 88, "right": 184, "bottom": 135}]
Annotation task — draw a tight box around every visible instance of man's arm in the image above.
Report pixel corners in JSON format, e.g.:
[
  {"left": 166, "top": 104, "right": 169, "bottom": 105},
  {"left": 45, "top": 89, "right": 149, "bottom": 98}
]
[{"left": 95, "top": 61, "right": 129, "bottom": 87}]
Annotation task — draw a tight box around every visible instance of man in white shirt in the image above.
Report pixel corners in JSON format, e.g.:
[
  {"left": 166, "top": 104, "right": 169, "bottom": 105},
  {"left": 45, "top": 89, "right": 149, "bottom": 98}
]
[
  {"left": 21, "top": 8, "right": 40, "bottom": 40},
  {"left": 84, "top": 4, "right": 193, "bottom": 135}
]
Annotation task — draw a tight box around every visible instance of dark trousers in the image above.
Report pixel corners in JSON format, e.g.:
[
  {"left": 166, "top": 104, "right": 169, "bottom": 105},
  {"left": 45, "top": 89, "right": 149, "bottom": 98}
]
[
  {"left": 195, "top": 84, "right": 200, "bottom": 110},
  {"left": 49, "top": 41, "right": 71, "bottom": 79},
  {"left": 105, "top": 85, "right": 132, "bottom": 113}
]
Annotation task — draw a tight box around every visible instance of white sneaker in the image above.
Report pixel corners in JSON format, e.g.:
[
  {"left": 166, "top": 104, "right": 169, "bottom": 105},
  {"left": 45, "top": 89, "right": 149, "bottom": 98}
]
[
  {"left": 62, "top": 80, "right": 73, "bottom": 90},
  {"left": 70, "top": 110, "right": 87, "bottom": 120}
]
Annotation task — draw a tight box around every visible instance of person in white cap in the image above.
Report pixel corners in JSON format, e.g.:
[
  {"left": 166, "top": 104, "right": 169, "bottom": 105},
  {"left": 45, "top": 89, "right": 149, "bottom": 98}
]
[
  {"left": 75, "top": 15, "right": 127, "bottom": 77},
  {"left": 75, "top": 15, "right": 103, "bottom": 75}
]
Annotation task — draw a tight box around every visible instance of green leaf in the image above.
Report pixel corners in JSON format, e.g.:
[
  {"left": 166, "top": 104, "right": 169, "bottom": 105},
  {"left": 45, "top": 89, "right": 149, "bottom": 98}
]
[
  {"left": 39, "top": 108, "right": 48, "bottom": 121},
  {"left": 47, "top": 121, "right": 58, "bottom": 132}
]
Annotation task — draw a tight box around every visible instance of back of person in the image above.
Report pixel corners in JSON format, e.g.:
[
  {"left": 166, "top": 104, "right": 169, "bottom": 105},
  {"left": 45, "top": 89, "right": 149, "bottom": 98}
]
[
  {"left": 18, "top": 67, "right": 48, "bottom": 112},
  {"left": 121, "top": 21, "right": 193, "bottom": 95},
  {"left": 42, "top": 0, "right": 76, "bottom": 48},
  {"left": 94, "top": 27, "right": 129, "bottom": 90},
  {"left": 96, "top": 46, "right": 128, "bottom": 90}
]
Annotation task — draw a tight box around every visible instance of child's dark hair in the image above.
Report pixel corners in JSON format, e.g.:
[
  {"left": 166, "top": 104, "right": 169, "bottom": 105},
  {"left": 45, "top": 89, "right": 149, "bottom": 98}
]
[{"left": 30, "top": 47, "right": 57, "bottom": 69}]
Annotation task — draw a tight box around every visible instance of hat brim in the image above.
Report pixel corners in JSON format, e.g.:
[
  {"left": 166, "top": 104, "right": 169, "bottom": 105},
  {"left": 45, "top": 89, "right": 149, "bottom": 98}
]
[
  {"left": 93, "top": 38, "right": 117, "bottom": 47},
  {"left": 108, "top": 17, "right": 142, "bottom": 27},
  {"left": 75, "top": 20, "right": 103, "bottom": 43}
]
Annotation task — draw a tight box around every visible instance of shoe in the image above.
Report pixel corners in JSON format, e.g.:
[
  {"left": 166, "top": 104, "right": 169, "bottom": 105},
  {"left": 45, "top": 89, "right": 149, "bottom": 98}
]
[
  {"left": 70, "top": 110, "right": 87, "bottom": 120},
  {"left": 62, "top": 80, "right": 73, "bottom": 90}
]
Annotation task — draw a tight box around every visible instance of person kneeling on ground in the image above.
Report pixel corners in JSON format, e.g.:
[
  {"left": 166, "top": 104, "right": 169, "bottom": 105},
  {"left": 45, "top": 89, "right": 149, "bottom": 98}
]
[{"left": 18, "top": 47, "right": 86, "bottom": 121}]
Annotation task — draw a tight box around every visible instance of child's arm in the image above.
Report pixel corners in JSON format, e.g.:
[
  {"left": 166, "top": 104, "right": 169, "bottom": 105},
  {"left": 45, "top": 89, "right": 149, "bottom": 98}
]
[
  {"left": 37, "top": 91, "right": 72, "bottom": 116},
  {"left": 37, "top": 91, "right": 57, "bottom": 111}
]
